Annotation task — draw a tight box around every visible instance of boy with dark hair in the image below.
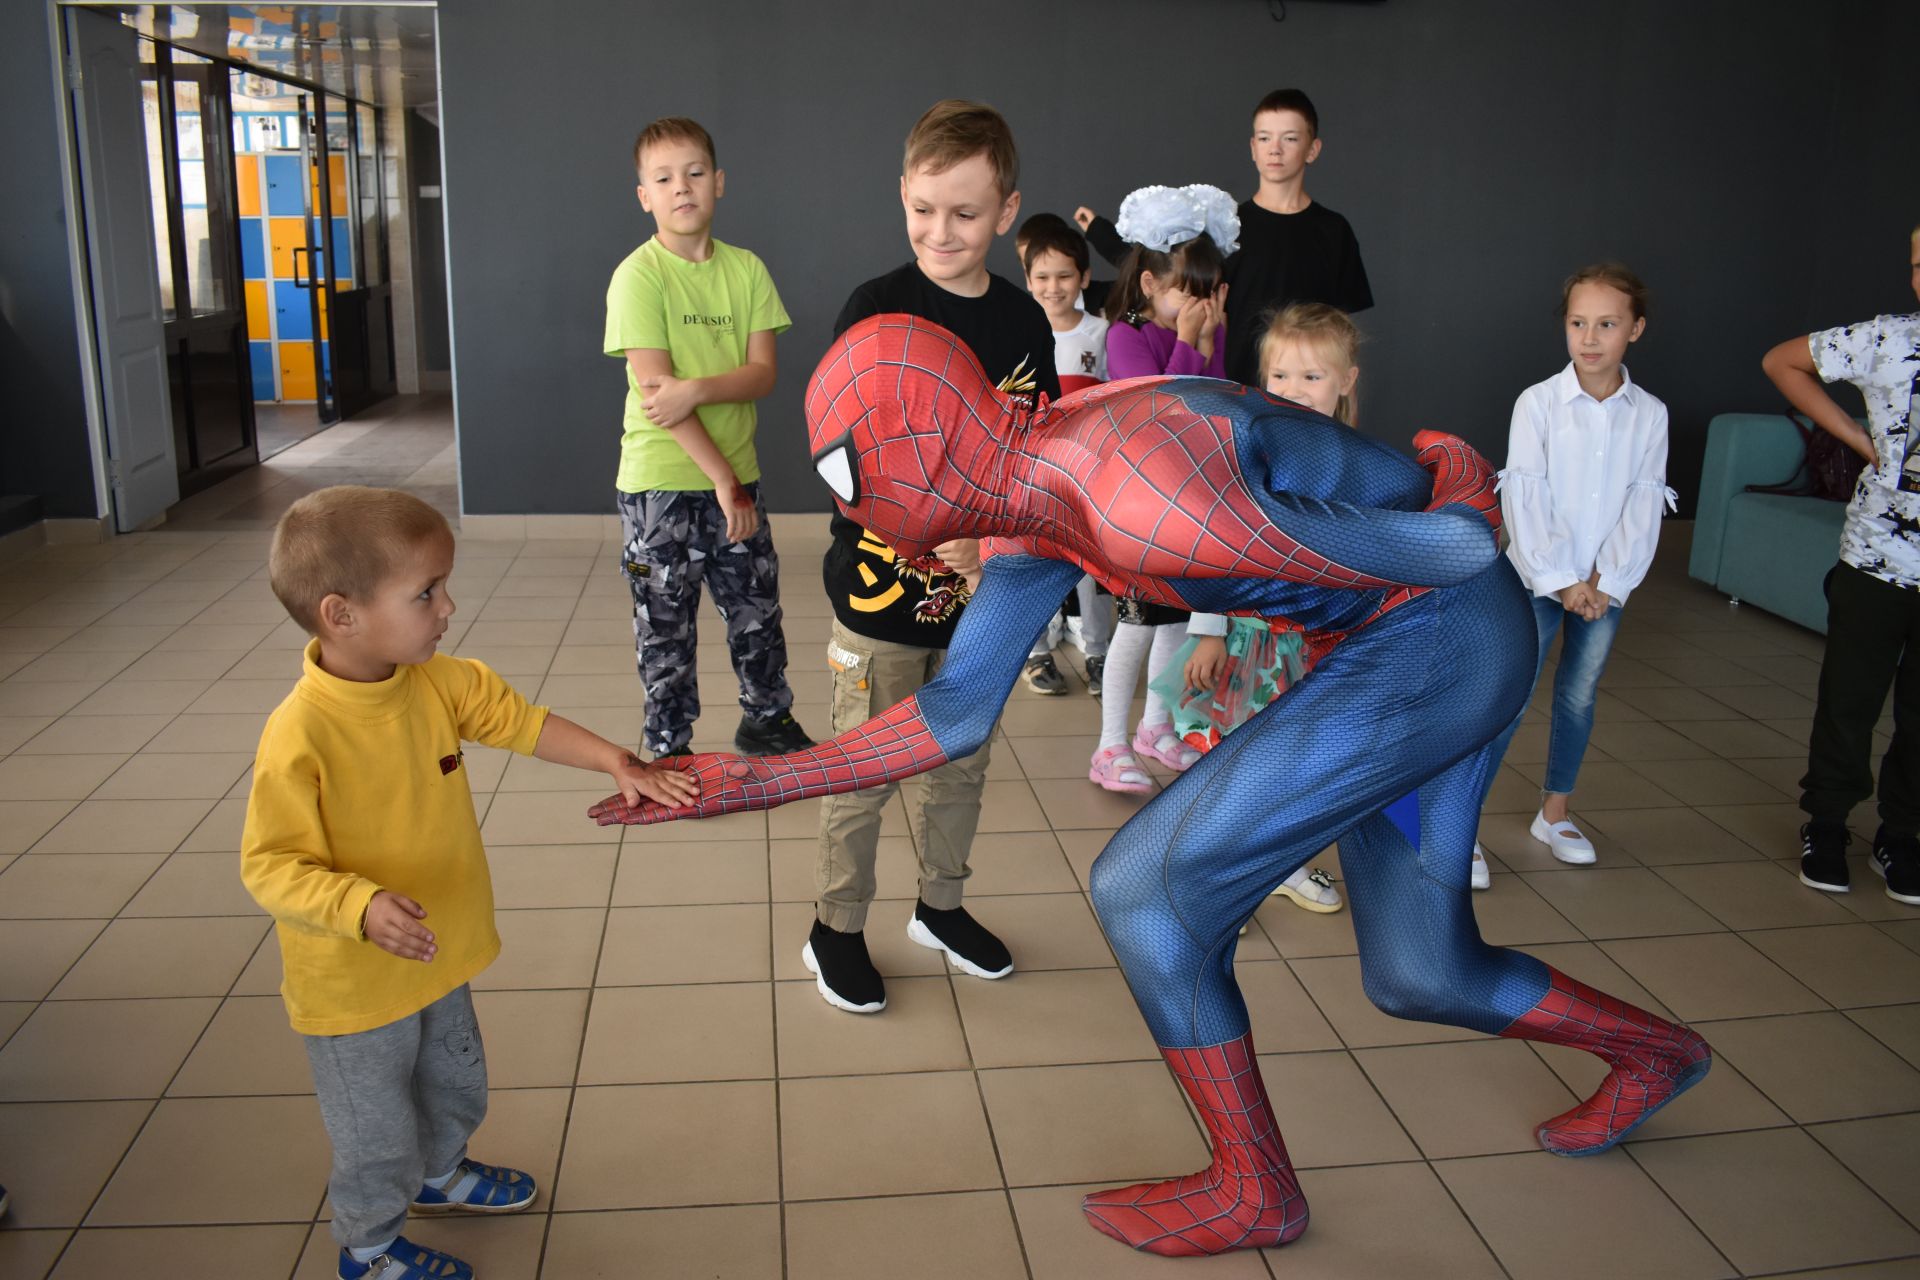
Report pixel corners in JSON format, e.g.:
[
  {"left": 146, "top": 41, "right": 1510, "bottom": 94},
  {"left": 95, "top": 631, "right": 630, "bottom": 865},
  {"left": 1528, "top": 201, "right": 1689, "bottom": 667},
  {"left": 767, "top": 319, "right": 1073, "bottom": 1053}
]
[
  {"left": 1021, "top": 214, "right": 1116, "bottom": 691},
  {"left": 605, "top": 115, "right": 812, "bottom": 760},
  {"left": 1019, "top": 210, "right": 1113, "bottom": 317},
  {"left": 809, "top": 99, "right": 1061, "bottom": 1013},
  {"left": 1219, "top": 88, "right": 1373, "bottom": 385}
]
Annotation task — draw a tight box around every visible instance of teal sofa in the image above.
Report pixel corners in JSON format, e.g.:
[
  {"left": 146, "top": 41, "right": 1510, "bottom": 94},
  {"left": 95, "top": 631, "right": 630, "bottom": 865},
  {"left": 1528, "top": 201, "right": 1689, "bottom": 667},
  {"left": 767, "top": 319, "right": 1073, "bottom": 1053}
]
[{"left": 1689, "top": 412, "right": 1855, "bottom": 635}]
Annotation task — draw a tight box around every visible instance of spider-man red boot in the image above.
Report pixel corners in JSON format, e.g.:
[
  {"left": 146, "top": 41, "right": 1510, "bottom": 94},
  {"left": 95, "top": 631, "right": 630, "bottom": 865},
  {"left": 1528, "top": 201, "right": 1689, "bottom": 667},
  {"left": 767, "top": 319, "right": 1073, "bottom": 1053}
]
[
  {"left": 1082, "top": 1034, "right": 1307, "bottom": 1256},
  {"left": 1500, "top": 968, "right": 1712, "bottom": 1156}
]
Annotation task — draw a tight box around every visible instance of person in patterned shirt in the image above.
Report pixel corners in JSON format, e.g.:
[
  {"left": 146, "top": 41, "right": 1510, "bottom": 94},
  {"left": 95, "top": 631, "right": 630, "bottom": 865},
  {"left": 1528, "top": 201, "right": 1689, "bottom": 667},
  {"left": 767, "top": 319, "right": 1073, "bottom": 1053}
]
[{"left": 1763, "top": 222, "right": 1920, "bottom": 905}]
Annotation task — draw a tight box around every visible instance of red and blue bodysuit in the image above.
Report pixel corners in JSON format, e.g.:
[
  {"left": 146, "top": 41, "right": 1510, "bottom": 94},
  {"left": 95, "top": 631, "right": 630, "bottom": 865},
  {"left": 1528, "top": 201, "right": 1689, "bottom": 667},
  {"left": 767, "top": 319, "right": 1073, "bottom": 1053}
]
[{"left": 591, "top": 315, "right": 1713, "bottom": 1257}]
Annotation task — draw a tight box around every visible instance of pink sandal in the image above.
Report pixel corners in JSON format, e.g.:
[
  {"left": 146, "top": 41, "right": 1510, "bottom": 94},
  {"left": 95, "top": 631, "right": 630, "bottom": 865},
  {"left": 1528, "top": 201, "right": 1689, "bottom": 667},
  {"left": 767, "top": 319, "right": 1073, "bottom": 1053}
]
[
  {"left": 1132, "top": 721, "right": 1201, "bottom": 771},
  {"left": 1089, "top": 745, "right": 1154, "bottom": 795}
]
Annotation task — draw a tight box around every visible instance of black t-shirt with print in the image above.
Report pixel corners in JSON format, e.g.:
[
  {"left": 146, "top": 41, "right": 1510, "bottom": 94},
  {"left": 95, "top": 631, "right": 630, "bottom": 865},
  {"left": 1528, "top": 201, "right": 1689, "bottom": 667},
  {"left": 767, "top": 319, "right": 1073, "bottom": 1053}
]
[
  {"left": 1221, "top": 199, "right": 1373, "bottom": 385},
  {"left": 821, "top": 262, "right": 1060, "bottom": 649}
]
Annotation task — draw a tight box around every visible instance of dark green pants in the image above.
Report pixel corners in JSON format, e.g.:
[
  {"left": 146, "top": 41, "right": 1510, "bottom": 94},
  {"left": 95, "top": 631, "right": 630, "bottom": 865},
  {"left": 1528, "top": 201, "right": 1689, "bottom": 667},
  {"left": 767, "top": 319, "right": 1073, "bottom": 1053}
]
[{"left": 1802, "top": 562, "right": 1920, "bottom": 833}]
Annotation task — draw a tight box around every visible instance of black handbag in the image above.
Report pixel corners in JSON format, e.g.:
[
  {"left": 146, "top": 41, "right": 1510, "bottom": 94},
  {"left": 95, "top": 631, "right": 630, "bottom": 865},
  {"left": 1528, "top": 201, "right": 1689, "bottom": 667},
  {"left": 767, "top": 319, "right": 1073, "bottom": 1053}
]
[{"left": 1745, "top": 413, "right": 1867, "bottom": 503}]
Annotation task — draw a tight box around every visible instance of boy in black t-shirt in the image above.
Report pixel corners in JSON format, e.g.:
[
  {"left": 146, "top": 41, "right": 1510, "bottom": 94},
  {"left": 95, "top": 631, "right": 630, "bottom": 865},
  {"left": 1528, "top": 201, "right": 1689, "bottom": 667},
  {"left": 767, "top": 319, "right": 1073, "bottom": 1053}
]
[
  {"left": 1221, "top": 88, "right": 1373, "bottom": 385},
  {"left": 809, "top": 100, "right": 1060, "bottom": 1015}
]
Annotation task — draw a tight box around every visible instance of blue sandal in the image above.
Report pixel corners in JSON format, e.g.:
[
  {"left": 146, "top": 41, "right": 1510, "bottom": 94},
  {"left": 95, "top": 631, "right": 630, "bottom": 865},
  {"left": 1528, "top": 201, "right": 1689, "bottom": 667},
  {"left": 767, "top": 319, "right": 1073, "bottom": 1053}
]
[
  {"left": 338, "top": 1236, "right": 473, "bottom": 1280},
  {"left": 411, "top": 1158, "right": 537, "bottom": 1214}
]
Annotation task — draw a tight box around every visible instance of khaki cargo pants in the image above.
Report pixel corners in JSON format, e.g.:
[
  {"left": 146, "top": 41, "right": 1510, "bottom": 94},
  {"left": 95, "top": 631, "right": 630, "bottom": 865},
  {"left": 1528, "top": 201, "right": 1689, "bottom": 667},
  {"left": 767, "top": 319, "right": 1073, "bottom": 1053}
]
[{"left": 816, "top": 619, "right": 993, "bottom": 931}]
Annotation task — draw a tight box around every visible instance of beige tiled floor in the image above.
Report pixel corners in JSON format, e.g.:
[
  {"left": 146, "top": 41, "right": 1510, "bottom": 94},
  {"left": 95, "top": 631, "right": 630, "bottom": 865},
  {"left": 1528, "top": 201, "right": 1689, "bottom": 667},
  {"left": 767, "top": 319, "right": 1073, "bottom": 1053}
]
[{"left": 3, "top": 419, "right": 1920, "bottom": 1277}]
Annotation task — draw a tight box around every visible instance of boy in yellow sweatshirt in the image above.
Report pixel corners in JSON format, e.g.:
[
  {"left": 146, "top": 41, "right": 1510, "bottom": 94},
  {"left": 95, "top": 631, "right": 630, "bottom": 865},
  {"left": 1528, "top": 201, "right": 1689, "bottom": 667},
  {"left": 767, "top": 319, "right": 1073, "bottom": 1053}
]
[{"left": 242, "top": 486, "right": 695, "bottom": 1280}]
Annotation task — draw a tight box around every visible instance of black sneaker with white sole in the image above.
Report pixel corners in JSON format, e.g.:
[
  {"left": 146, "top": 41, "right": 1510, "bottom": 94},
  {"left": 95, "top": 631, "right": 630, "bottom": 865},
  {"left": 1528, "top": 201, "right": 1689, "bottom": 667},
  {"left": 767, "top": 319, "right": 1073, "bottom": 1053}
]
[
  {"left": 906, "top": 901, "right": 1012, "bottom": 978},
  {"left": 1872, "top": 828, "right": 1920, "bottom": 906},
  {"left": 1022, "top": 655, "right": 1068, "bottom": 695},
  {"left": 801, "top": 919, "right": 885, "bottom": 1013},
  {"left": 734, "top": 711, "right": 814, "bottom": 756},
  {"left": 1799, "top": 821, "right": 1851, "bottom": 893}
]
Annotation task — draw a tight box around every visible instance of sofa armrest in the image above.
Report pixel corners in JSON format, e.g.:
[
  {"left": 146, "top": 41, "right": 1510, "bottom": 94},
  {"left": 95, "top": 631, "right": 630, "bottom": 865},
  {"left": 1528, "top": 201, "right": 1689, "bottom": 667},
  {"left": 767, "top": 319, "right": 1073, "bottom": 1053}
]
[{"left": 1690, "top": 413, "right": 1813, "bottom": 587}]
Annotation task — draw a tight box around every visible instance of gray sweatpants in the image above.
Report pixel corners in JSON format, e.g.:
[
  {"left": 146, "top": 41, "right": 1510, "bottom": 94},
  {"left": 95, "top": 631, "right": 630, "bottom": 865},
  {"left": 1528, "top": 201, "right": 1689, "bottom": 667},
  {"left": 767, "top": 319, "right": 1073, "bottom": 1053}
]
[{"left": 304, "top": 985, "right": 488, "bottom": 1249}]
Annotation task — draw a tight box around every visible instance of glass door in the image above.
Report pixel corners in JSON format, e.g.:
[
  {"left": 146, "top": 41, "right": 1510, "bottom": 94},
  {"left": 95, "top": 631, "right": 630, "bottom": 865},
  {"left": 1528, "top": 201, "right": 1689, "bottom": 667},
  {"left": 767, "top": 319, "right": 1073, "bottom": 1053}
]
[
  {"left": 324, "top": 97, "right": 396, "bottom": 418},
  {"left": 138, "top": 40, "right": 256, "bottom": 495},
  {"left": 295, "top": 90, "right": 340, "bottom": 423}
]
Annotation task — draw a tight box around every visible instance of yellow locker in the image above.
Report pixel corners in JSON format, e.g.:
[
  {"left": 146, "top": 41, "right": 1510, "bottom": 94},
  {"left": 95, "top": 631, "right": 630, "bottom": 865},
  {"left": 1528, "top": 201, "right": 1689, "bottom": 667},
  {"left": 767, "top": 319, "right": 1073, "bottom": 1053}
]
[
  {"left": 244, "top": 280, "right": 269, "bottom": 336},
  {"left": 269, "top": 217, "right": 308, "bottom": 280},
  {"left": 279, "top": 342, "right": 316, "bottom": 400},
  {"left": 236, "top": 155, "right": 261, "bottom": 217},
  {"left": 310, "top": 155, "right": 347, "bottom": 217}
]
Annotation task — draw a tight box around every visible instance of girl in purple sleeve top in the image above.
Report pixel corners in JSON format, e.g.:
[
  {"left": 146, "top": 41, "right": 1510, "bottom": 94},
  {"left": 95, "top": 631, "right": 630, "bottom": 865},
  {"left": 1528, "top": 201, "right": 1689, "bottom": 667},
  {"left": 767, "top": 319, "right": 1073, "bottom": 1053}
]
[
  {"left": 1103, "top": 237, "right": 1230, "bottom": 380},
  {"left": 1087, "top": 186, "right": 1238, "bottom": 800}
]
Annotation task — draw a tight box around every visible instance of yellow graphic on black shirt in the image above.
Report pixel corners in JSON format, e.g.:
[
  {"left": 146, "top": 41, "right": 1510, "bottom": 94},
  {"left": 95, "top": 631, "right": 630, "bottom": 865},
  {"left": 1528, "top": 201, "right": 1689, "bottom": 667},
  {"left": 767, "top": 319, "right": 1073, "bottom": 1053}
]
[{"left": 847, "top": 530, "right": 970, "bottom": 623}]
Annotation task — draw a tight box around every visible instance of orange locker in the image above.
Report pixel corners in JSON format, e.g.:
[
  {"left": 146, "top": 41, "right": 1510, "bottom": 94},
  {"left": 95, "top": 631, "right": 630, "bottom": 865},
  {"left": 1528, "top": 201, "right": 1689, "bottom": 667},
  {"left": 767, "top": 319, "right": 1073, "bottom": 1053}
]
[
  {"left": 268, "top": 216, "right": 308, "bottom": 280},
  {"left": 236, "top": 155, "right": 261, "bottom": 217},
  {"left": 279, "top": 342, "right": 316, "bottom": 400},
  {"left": 244, "top": 279, "right": 269, "bottom": 335}
]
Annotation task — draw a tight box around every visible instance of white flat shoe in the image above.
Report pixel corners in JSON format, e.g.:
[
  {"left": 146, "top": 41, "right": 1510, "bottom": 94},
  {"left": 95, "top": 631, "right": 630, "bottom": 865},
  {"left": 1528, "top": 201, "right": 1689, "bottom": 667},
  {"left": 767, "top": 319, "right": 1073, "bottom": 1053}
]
[
  {"left": 1271, "top": 866, "right": 1343, "bottom": 913},
  {"left": 1470, "top": 841, "right": 1492, "bottom": 891},
  {"left": 1530, "top": 810, "right": 1596, "bottom": 865}
]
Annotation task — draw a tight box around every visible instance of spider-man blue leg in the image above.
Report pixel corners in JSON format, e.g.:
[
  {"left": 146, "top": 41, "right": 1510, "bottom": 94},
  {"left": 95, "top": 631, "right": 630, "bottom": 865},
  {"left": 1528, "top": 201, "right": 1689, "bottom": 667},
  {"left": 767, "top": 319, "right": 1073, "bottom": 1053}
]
[{"left": 1083, "top": 567, "right": 1710, "bottom": 1255}]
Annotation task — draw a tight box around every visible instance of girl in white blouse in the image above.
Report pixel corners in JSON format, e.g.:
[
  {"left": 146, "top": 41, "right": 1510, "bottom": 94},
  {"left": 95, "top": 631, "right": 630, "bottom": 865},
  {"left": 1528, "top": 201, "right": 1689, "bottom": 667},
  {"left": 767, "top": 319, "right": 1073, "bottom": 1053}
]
[{"left": 1484, "top": 263, "right": 1674, "bottom": 873}]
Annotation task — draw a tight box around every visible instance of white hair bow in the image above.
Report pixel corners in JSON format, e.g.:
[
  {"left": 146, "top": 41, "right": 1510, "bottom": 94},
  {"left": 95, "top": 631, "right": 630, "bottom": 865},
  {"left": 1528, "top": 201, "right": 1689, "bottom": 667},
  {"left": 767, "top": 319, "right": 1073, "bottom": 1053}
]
[{"left": 1114, "top": 183, "right": 1241, "bottom": 256}]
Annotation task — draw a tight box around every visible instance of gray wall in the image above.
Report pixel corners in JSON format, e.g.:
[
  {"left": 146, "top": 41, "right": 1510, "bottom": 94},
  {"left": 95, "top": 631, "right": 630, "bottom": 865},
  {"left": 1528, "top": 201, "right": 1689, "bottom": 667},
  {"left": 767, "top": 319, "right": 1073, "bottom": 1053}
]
[
  {"left": 438, "top": 0, "right": 1919, "bottom": 516},
  {"left": 1, "top": 4, "right": 97, "bottom": 522}
]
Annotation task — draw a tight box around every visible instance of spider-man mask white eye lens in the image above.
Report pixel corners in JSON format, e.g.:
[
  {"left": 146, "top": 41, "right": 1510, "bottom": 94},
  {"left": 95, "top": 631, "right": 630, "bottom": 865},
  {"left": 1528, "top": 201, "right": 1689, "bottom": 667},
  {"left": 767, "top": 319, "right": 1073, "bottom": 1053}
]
[{"left": 811, "top": 431, "right": 860, "bottom": 505}]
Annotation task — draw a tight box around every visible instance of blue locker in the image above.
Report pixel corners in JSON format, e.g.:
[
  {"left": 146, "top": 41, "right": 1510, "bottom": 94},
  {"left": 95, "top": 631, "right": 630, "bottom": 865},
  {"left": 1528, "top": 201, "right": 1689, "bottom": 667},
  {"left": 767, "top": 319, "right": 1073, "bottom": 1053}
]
[
  {"left": 249, "top": 342, "right": 277, "bottom": 400},
  {"left": 331, "top": 217, "right": 352, "bottom": 280},
  {"left": 239, "top": 217, "right": 265, "bottom": 279},
  {"left": 264, "top": 154, "right": 305, "bottom": 217},
  {"left": 273, "top": 281, "right": 313, "bottom": 339}
]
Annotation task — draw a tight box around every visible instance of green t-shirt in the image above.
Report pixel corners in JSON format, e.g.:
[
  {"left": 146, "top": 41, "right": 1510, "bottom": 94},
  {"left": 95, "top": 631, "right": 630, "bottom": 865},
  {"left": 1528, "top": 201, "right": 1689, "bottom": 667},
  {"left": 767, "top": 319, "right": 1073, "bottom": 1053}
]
[{"left": 603, "top": 236, "right": 791, "bottom": 493}]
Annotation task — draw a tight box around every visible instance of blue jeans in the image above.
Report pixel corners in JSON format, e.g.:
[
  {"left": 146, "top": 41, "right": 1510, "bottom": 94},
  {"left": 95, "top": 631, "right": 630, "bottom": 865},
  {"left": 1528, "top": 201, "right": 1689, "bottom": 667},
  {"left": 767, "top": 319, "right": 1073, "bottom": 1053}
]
[{"left": 1485, "top": 594, "right": 1622, "bottom": 798}]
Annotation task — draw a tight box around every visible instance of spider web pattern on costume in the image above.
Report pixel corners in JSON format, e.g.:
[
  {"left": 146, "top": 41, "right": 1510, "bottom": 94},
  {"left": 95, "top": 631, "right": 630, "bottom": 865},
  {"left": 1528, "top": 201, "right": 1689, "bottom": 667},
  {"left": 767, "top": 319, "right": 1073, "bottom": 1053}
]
[
  {"left": 1500, "top": 969, "right": 1714, "bottom": 1154},
  {"left": 589, "top": 695, "right": 949, "bottom": 825},
  {"left": 1081, "top": 1035, "right": 1306, "bottom": 1257}
]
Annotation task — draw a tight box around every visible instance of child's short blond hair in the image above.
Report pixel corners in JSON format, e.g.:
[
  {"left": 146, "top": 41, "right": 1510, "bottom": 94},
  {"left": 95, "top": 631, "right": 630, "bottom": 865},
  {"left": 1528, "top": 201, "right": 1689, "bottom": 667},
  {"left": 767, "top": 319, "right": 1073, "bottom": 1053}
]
[
  {"left": 633, "top": 116, "right": 716, "bottom": 173},
  {"left": 269, "top": 486, "right": 451, "bottom": 632},
  {"left": 1259, "top": 303, "right": 1363, "bottom": 427},
  {"left": 903, "top": 99, "right": 1018, "bottom": 201}
]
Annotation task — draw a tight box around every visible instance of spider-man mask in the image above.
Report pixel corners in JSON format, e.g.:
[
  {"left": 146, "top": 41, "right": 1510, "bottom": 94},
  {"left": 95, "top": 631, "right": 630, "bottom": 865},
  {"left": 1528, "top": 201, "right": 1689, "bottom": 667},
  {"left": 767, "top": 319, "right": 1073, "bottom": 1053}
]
[{"left": 805, "top": 314, "right": 1021, "bottom": 559}]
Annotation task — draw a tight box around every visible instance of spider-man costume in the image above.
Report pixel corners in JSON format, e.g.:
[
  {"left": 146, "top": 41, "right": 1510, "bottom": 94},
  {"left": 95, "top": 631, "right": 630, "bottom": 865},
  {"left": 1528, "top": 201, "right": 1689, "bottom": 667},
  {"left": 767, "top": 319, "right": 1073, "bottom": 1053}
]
[{"left": 590, "top": 315, "right": 1712, "bottom": 1256}]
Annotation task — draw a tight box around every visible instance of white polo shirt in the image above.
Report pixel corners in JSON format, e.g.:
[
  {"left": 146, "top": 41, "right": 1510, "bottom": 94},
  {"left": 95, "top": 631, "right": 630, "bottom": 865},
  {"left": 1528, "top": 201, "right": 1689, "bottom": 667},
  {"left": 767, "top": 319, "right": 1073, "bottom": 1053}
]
[
  {"left": 1812, "top": 313, "right": 1920, "bottom": 588},
  {"left": 1499, "top": 363, "right": 1675, "bottom": 606}
]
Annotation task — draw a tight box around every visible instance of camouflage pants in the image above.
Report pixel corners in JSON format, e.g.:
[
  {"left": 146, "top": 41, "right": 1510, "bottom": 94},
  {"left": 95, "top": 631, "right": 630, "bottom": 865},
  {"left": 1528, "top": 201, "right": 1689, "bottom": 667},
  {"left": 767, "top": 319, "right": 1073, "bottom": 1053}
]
[{"left": 617, "top": 486, "right": 794, "bottom": 755}]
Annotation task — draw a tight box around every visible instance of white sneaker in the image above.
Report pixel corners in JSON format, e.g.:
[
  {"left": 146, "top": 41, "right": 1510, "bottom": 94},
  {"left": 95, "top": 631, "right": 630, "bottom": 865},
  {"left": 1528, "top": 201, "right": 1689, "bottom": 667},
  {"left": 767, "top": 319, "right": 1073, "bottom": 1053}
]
[
  {"left": 1470, "top": 842, "right": 1492, "bottom": 891},
  {"left": 1530, "top": 810, "right": 1597, "bottom": 865},
  {"left": 1270, "top": 866, "right": 1343, "bottom": 913}
]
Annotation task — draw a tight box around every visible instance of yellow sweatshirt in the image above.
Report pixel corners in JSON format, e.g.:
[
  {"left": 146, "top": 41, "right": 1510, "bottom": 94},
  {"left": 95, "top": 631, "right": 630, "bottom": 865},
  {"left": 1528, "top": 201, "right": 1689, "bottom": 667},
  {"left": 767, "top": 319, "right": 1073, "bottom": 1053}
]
[{"left": 241, "top": 640, "right": 549, "bottom": 1036}]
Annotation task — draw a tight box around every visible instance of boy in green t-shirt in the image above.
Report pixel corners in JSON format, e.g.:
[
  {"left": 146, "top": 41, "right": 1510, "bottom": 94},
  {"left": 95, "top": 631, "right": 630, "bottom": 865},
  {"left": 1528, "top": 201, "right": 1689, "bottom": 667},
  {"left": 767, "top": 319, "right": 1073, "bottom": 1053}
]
[{"left": 604, "top": 116, "right": 811, "bottom": 758}]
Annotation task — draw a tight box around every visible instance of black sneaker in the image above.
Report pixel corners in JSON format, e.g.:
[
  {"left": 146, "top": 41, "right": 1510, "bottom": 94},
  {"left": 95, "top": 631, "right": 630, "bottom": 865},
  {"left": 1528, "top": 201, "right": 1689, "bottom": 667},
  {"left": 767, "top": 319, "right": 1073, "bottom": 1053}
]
[
  {"left": 1799, "top": 821, "right": 1851, "bottom": 893},
  {"left": 1022, "top": 655, "right": 1068, "bottom": 695},
  {"left": 907, "top": 900, "right": 1013, "bottom": 979},
  {"left": 801, "top": 919, "right": 885, "bottom": 1013},
  {"left": 734, "top": 711, "right": 813, "bottom": 756},
  {"left": 1086, "top": 655, "right": 1105, "bottom": 697},
  {"left": 1872, "top": 828, "right": 1920, "bottom": 906}
]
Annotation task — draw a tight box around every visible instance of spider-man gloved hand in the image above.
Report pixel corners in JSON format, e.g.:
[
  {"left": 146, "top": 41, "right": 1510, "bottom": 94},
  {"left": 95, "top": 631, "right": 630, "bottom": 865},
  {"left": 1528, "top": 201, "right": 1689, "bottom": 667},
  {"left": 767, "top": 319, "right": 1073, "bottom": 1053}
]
[
  {"left": 586, "top": 695, "right": 951, "bottom": 826},
  {"left": 1412, "top": 429, "right": 1503, "bottom": 537}
]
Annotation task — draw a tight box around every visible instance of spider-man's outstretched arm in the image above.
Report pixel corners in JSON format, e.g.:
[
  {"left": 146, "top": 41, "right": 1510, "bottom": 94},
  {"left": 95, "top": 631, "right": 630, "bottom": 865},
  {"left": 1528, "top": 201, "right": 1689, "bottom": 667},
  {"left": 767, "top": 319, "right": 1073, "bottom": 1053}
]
[{"left": 588, "top": 554, "right": 1087, "bottom": 825}]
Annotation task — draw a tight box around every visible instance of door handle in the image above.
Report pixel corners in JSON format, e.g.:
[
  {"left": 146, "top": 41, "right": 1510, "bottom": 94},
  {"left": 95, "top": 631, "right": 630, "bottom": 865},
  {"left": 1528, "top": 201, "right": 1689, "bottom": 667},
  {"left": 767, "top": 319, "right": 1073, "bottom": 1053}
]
[{"left": 291, "top": 245, "right": 311, "bottom": 288}]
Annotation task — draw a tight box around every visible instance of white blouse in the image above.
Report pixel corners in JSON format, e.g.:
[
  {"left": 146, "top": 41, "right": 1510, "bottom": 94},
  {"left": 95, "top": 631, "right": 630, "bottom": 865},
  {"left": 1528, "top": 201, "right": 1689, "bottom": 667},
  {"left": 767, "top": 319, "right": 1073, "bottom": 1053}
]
[{"left": 1498, "top": 363, "right": 1676, "bottom": 606}]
